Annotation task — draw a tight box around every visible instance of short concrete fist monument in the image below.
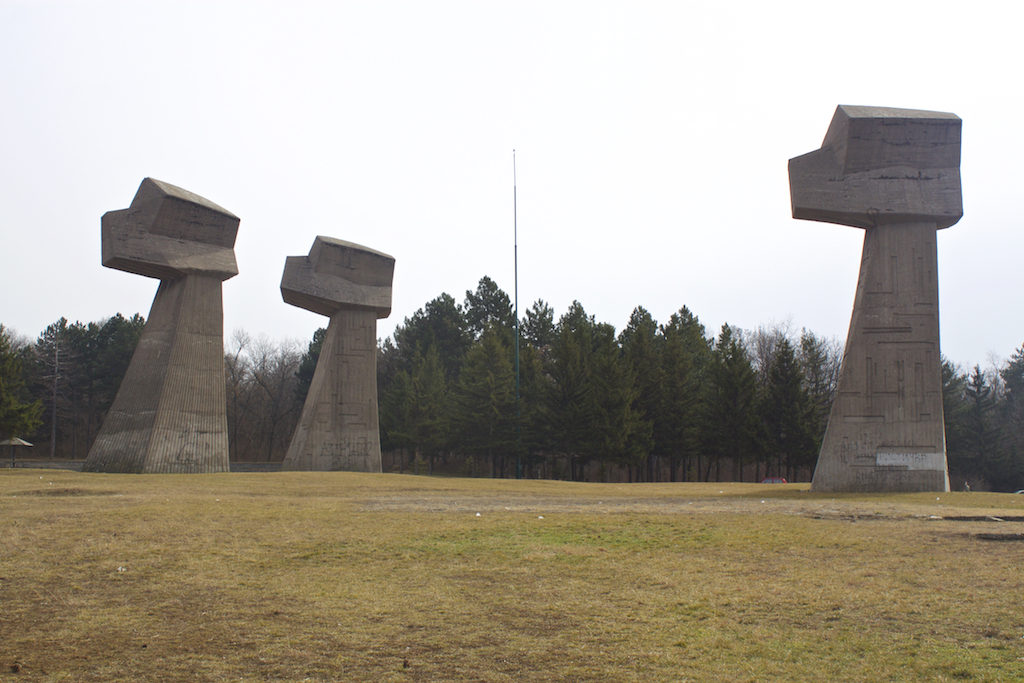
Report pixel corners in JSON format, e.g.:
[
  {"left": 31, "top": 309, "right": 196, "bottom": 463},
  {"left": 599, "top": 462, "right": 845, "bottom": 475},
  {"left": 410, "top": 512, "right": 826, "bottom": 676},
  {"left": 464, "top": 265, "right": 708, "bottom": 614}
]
[
  {"left": 281, "top": 236, "right": 394, "bottom": 471},
  {"left": 789, "top": 105, "right": 962, "bottom": 492},
  {"left": 84, "top": 178, "right": 238, "bottom": 473}
]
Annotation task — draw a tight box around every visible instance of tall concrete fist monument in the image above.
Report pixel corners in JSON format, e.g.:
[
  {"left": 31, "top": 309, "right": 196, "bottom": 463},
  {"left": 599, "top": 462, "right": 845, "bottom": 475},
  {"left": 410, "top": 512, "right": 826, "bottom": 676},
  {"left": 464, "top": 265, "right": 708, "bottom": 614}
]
[
  {"left": 281, "top": 236, "right": 394, "bottom": 471},
  {"left": 84, "top": 178, "right": 238, "bottom": 473},
  {"left": 789, "top": 105, "right": 962, "bottom": 492}
]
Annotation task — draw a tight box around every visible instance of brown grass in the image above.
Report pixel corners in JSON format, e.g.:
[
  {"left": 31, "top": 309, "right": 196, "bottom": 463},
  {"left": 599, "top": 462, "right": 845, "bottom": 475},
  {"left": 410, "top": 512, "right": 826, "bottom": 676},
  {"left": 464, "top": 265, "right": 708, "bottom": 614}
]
[{"left": 2, "top": 470, "right": 1023, "bottom": 681}]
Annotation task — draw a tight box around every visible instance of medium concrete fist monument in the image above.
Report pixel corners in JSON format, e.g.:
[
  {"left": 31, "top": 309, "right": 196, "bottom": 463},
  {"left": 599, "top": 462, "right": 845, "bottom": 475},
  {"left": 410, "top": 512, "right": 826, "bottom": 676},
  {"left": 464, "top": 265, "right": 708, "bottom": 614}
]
[
  {"left": 281, "top": 236, "right": 394, "bottom": 471},
  {"left": 789, "top": 105, "right": 962, "bottom": 492},
  {"left": 84, "top": 178, "right": 238, "bottom": 473}
]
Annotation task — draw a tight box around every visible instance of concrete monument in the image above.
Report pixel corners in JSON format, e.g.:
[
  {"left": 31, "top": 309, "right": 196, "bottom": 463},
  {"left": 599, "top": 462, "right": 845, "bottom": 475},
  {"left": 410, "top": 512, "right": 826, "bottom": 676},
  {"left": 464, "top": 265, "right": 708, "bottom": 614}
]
[
  {"left": 789, "top": 105, "right": 962, "bottom": 492},
  {"left": 84, "top": 178, "right": 239, "bottom": 473},
  {"left": 280, "top": 236, "right": 394, "bottom": 471}
]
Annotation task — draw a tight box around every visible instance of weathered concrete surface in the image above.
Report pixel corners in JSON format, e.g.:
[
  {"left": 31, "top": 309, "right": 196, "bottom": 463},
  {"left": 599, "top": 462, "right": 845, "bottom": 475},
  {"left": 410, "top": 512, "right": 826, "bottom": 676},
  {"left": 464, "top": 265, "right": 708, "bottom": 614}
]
[
  {"left": 281, "top": 237, "right": 394, "bottom": 471},
  {"left": 84, "top": 178, "right": 238, "bottom": 473},
  {"left": 789, "top": 105, "right": 962, "bottom": 492}
]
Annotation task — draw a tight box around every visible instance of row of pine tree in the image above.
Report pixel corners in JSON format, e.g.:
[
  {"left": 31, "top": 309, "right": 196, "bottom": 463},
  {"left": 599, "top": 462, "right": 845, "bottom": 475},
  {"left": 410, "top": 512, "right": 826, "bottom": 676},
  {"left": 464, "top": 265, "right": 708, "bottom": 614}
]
[{"left": 2, "top": 276, "right": 1023, "bottom": 488}]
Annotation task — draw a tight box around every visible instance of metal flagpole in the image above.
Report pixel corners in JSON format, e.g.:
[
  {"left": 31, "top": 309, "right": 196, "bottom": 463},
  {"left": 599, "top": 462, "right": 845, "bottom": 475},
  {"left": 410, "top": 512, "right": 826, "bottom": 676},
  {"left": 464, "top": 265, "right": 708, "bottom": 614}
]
[{"left": 513, "top": 150, "right": 522, "bottom": 479}]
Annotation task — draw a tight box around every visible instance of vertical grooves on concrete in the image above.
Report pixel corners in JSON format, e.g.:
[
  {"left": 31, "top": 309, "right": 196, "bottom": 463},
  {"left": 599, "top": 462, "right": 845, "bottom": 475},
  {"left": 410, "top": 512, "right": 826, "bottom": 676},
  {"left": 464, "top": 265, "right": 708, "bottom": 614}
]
[
  {"left": 282, "top": 308, "right": 381, "bottom": 472},
  {"left": 85, "top": 279, "right": 178, "bottom": 472},
  {"left": 812, "top": 223, "right": 948, "bottom": 492},
  {"left": 85, "top": 274, "right": 231, "bottom": 473}
]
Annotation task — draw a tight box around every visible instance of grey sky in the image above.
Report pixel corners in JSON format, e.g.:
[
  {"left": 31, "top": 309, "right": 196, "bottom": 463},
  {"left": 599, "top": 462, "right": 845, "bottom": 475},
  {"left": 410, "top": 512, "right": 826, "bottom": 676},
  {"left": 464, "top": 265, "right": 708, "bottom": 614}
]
[{"left": 2, "top": 1, "right": 1021, "bottom": 368}]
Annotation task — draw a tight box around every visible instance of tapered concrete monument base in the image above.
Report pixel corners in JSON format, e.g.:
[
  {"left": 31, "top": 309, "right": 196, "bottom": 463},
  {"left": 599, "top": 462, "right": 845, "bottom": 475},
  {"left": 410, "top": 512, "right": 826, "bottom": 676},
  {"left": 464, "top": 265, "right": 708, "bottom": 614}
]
[
  {"left": 85, "top": 274, "right": 231, "bottom": 473},
  {"left": 281, "top": 309, "right": 382, "bottom": 471},
  {"left": 811, "top": 223, "right": 949, "bottom": 492}
]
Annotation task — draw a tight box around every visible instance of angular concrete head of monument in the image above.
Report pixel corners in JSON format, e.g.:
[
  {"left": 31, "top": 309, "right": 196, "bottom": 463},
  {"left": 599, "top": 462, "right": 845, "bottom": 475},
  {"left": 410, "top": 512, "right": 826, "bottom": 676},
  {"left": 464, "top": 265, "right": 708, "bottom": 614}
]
[
  {"left": 101, "top": 177, "right": 239, "bottom": 280},
  {"left": 789, "top": 106, "right": 962, "bottom": 492},
  {"left": 790, "top": 105, "right": 962, "bottom": 229},
  {"left": 281, "top": 235, "right": 394, "bottom": 318},
  {"left": 84, "top": 178, "right": 239, "bottom": 473},
  {"left": 280, "top": 236, "right": 395, "bottom": 472}
]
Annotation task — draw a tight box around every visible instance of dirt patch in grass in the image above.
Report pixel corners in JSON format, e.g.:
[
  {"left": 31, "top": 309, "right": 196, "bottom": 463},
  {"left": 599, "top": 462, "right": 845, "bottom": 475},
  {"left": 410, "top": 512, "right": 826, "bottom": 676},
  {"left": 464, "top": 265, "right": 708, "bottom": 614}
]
[
  {"left": 972, "top": 532, "right": 1024, "bottom": 542},
  {"left": 7, "top": 486, "right": 122, "bottom": 497}
]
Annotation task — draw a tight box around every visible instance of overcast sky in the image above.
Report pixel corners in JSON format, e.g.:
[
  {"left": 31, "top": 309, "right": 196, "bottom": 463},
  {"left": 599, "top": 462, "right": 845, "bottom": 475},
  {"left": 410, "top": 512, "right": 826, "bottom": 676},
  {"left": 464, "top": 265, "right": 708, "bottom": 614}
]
[{"left": 2, "top": 0, "right": 1021, "bottom": 368}]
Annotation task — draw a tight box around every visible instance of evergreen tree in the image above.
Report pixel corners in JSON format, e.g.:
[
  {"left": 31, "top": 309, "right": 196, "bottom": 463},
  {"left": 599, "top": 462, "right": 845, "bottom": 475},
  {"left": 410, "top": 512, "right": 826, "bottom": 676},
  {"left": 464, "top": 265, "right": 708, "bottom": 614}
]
[
  {"left": 702, "top": 324, "right": 758, "bottom": 481},
  {"left": 24, "top": 314, "right": 145, "bottom": 459},
  {"left": 450, "top": 326, "right": 517, "bottom": 476},
  {"left": 0, "top": 325, "right": 42, "bottom": 441},
  {"left": 942, "top": 358, "right": 971, "bottom": 486},
  {"left": 619, "top": 307, "right": 662, "bottom": 480},
  {"left": 997, "top": 344, "right": 1024, "bottom": 491},
  {"left": 591, "top": 318, "right": 649, "bottom": 479},
  {"left": 514, "top": 341, "right": 547, "bottom": 477},
  {"left": 797, "top": 329, "right": 840, "bottom": 453},
  {"left": 541, "top": 302, "right": 650, "bottom": 480},
  {"left": 380, "top": 345, "right": 448, "bottom": 473},
  {"left": 761, "top": 337, "right": 815, "bottom": 480},
  {"left": 961, "top": 365, "right": 999, "bottom": 485},
  {"left": 295, "top": 327, "right": 326, "bottom": 403},
  {"left": 657, "top": 307, "right": 711, "bottom": 481},
  {"left": 463, "top": 276, "right": 515, "bottom": 342},
  {"left": 521, "top": 299, "right": 555, "bottom": 350},
  {"left": 392, "top": 293, "right": 471, "bottom": 382},
  {"left": 541, "top": 302, "right": 598, "bottom": 480}
]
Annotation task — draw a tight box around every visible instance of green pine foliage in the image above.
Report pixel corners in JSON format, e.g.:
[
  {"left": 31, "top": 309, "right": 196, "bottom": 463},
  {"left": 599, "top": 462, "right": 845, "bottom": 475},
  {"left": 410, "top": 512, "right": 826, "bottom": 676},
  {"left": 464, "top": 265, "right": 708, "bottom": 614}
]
[
  {"left": 943, "top": 352, "right": 1024, "bottom": 491},
  {"left": 464, "top": 276, "right": 515, "bottom": 342},
  {"left": 760, "top": 337, "right": 816, "bottom": 480},
  {"left": 701, "top": 324, "right": 759, "bottom": 482},
  {"left": 998, "top": 346, "right": 1024, "bottom": 490},
  {"left": 9, "top": 274, "right": 1024, "bottom": 488},
  {"left": 371, "top": 278, "right": 1024, "bottom": 486},
  {"left": 392, "top": 293, "right": 472, "bottom": 382},
  {"left": 540, "top": 302, "right": 602, "bottom": 480},
  {"left": 0, "top": 325, "right": 43, "bottom": 441},
  {"left": 521, "top": 299, "right": 555, "bottom": 349},
  {"left": 380, "top": 345, "right": 449, "bottom": 473},
  {"left": 30, "top": 314, "right": 145, "bottom": 458},
  {"left": 294, "top": 326, "right": 326, "bottom": 403},
  {"left": 619, "top": 307, "right": 662, "bottom": 480},
  {"left": 797, "top": 329, "right": 840, "bottom": 453},
  {"left": 450, "top": 326, "right": 517, "bottom": 476}
]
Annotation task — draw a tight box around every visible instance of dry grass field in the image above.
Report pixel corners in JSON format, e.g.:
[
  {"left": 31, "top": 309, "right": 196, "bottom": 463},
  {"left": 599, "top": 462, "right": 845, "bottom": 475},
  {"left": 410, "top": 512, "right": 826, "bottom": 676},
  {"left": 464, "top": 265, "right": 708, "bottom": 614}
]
[{"left": 2, "top": 469, "right": 1023, "bottom": 682}]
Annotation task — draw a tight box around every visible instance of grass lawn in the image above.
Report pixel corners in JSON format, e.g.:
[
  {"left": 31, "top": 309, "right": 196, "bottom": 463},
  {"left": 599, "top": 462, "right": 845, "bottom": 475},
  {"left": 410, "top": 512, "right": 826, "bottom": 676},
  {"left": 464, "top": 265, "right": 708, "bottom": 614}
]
[{"left": 2, "top": 469, "right": 1023, "bottom": 681}]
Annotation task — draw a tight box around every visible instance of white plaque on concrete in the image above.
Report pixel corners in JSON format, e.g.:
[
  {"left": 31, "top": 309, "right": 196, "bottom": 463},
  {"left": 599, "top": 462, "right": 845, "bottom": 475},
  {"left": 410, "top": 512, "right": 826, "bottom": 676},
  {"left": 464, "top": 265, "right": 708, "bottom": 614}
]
[{"left": 875, "top": 452, "right": 946, "bottom": 471}]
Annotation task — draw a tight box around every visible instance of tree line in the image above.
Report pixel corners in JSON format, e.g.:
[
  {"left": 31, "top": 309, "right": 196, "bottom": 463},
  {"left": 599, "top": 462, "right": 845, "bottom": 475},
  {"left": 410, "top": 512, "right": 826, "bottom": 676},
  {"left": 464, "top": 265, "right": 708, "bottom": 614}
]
[
  {"left": 369, "top": 277, "right": 841, "bottom": 483},
  {"left": 1, "top": 275, "right": 1022, "bottom": 489}
]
